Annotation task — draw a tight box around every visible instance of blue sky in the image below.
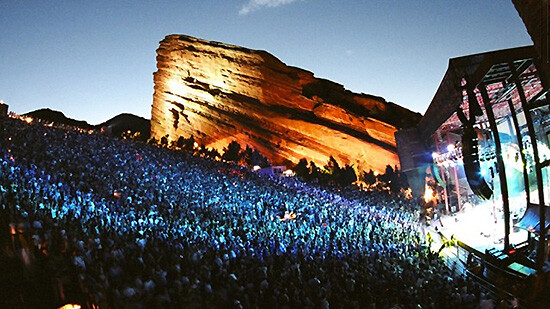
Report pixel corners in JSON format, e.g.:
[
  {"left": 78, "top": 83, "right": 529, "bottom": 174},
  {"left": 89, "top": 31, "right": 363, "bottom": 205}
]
[{"left": 0, "top": 0, "right": 532, "bottom": 124}]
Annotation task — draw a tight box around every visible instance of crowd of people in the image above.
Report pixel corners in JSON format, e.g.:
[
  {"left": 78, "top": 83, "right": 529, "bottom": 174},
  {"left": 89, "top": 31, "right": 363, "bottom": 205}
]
[{"left": 0, "top": 116, "right": 500, "bottom": 308}]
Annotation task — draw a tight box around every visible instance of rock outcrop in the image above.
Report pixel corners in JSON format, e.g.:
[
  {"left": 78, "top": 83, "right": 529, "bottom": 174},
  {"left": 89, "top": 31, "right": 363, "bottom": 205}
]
[{"left": 151, "top": 34, "right": 421, "bottom": 172}]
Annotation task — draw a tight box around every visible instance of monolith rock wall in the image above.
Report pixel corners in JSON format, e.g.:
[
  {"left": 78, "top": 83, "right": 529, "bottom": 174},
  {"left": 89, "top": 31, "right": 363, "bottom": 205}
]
[{"left": 152, "top": 34, "right": 421, "bottom": 172}]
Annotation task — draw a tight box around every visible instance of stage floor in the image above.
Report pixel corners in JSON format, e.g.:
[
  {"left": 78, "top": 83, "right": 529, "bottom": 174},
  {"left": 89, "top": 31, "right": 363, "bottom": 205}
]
[
  {"left": 429, "top": 200, "right": 528, "bottom": 253},
  {"left": 424, "top": 201, "right": 538, "bottom": 277}
]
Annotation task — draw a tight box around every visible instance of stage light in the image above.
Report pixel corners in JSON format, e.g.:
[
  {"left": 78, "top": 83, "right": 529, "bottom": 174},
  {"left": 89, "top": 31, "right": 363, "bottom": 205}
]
[
  {"left": 424, "top": 186, "right": 435, "bottom": 203},
  {"left": 447, "top": 144, "right": 455, "bottom": 152},
  {"left": 58, "top": 305, "right": 81, "bottom": 309},
  {"left": 253, "top": 165, "right": 261, "bottom": 171},
  {"left": 282, "top": 169, "right": 295, "bottom": 177},
  {"left": 432, "top": 152, "right": 439, "bottom": 159}
]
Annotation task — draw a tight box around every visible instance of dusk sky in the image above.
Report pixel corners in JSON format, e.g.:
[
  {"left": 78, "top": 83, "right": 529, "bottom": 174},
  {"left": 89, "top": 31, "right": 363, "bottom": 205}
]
[{"left": 1, "top": 0, "right": 532, "bottom": 124}]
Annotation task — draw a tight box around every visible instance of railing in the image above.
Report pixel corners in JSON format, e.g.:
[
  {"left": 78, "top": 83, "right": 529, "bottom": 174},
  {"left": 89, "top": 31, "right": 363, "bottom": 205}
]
[{"left": 437, "top": 232, "right": 534, "bottom": 308}]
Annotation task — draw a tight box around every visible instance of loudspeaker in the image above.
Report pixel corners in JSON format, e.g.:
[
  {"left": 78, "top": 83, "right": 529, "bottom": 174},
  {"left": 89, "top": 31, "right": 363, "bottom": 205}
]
[{"left": 462, "top": 125, "right": 493, "bottom": 200}]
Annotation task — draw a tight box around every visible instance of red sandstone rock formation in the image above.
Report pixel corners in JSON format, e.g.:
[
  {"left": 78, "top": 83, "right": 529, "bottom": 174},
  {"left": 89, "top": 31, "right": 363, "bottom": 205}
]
[{"left": 151, "top": 34, "right": 421, "bottom": 173}]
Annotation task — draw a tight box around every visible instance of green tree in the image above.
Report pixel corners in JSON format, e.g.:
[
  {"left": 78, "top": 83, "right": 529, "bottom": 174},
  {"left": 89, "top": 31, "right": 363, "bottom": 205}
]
[
  {"left": 206, "top": 148, "right": 221, "bottom": 160},
  {"left": 160, "top": 135, "right": 169, "bottom": 147},
  {"left": 222, "top": 141, "right": 241, "bottom": 162},
  {"left": 379, "top": 165, "right": 395, "bottom": 184},
  {"left": 293, "top": 158, "right": 309, "bottom": 178},
  {"left": 250, "top": 149, "right": 269, "bottom": 167},
  {"left": 176, "top": 136, "right": 185, "bottom": 149},
  {"left": 338, "top": 164, "right": 357, "bottom": 186},
  {"left": 360, "top": 169, "right": 377, "bottom": 186},
  {"left": 240, "top": 145, "right": 254, "bottom": 165},
  {"left": 323, "top": 156, "right": 343, "bottom": 185},
  {"left": 183, "top": 135, "right": 195, "bottom": 151},
  {"left": 324, "top": 156, "right": 341, "bottom": 175},
  {"left": 309, "top": 161, "right": 321, "bottom": 180}
]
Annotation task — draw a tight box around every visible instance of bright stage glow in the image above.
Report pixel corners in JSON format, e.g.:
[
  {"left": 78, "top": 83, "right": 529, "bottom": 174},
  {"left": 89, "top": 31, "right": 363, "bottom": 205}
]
[
  {"left": 282, "top": 169, "right": 295, "bottom": 177},
  {"left": 58, "top": 304, "right": 81, "bottom": 309},
  {"left": 447, "top": 144, "right": 455, "bottom": 152},
  {"left": 432, "top": 152, "right": 439, "bottom": 159},
  {"left": 279, "top": 211, "right": 299, "bottom": 221},
  {"left": 435, "top": 199, "right": 528, "bottom": 252},
  {"left": 253, "top": 165, "right": 261, "bottom": 171},
  {"left": 424, "top": 185, "right": 435, "bottom": 203}
]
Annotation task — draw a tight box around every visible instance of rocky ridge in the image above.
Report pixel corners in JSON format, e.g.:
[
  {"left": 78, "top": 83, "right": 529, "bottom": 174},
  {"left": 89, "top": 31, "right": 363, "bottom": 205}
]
[{"left": 151, "top": 34, "right": 421, "bottom": 172}]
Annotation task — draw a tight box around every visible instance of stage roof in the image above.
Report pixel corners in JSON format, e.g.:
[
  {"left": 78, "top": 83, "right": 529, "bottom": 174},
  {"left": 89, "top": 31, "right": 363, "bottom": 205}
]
[{"left": 418, "top": 45, "right": 535, "bottom": 139}]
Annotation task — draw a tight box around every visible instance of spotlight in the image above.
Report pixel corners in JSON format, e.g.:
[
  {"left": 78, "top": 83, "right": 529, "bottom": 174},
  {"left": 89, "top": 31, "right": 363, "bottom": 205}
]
[{"left": 447, "top": 144, "right": 455, "bottom": 152}]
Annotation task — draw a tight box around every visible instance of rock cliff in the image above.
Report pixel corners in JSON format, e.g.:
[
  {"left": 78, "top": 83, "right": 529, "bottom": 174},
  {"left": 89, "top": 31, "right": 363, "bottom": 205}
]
[{"left": 151, "top": 34, "right": 421, "bottom": 172}]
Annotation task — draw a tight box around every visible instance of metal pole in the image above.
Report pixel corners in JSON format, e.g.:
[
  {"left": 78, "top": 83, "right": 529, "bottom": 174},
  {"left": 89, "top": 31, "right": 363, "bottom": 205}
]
[
  {"left": 509, "top": 61, "right": 547, "bottom": 269},
  {"left": 434, "top": 131, "right": 450, "bottom": 213},
  {"left": 478, "top": 83, "right": 511, "bottom": 251},
  {"left": 447, "top": 132, "right": 462, "bottom": 212},
  {"left": 507, "top": 99, "right": 531, "bottom": 208}
]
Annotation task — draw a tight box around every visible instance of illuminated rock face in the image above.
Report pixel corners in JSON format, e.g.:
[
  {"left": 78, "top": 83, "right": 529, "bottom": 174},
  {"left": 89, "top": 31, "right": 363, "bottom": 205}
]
[{"left": 152, "top": 34, "right": 421, "bottom": 172}]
